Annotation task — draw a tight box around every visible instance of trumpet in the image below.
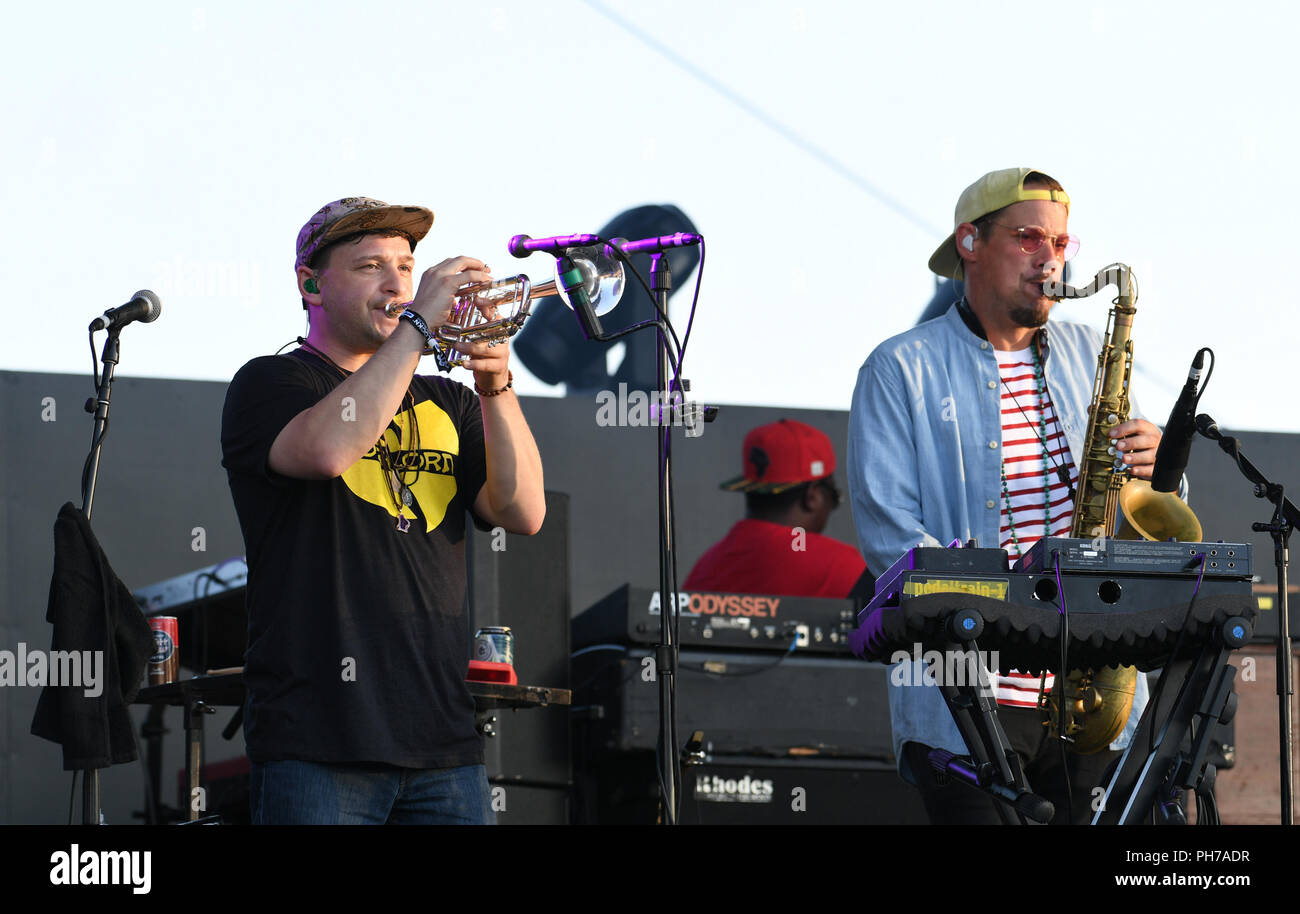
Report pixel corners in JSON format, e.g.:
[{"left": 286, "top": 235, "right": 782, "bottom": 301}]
[{"left": 385, "top": 243, "right": 625, "bottom": 371}]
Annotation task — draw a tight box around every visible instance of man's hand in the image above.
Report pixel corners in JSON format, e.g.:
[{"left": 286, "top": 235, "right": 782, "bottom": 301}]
[
  {"left": 1110, "top": 417, "right": 1162, "bottom": 480},
  {"left": 405, "top": 255, "right": 492, "bottom": 328},
  {"left": 454, "top": 334, "right": 511, "bottom": 393}
]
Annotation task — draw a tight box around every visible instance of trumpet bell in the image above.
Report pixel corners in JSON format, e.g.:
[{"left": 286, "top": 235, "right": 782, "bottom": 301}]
[{"left": 555, "top": 244, "right": 624, "bottom": 318}]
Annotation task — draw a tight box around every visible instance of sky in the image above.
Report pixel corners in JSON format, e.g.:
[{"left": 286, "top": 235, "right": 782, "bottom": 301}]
[{"left": 3, "top": 0, "right": 1296, "bottom": 433}]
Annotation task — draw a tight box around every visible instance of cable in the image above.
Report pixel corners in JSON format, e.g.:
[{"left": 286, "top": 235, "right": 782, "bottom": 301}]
[
  {"left": 670, "top": 239, "right": 706, "bottom": 395},
  {"left": 678, "top": 638, "right": 800, "bottom": 677},
  {"left": 599, "top": 240, "right": 683, "bottom": 359},
  {"left": 88, "top": 329, "right": 100, "bottom": 388},
  {"left": 667, "top": 426, "right": 684, "bottom": 824},
  {"left": 1145, "top": 552, "right": 1209, "bottom": 764},
  {"left": 1195, "top": 348, "right": 1215, "bottom": 405},
  {"left": 67, "top": 771, "right": 79, "bottom": 825},
  {"left": 1053, "top": 549, "right": 1073, "bottom": 823},
  {"left": 570, "top": 643, "right": 630, "bottom": 660}
]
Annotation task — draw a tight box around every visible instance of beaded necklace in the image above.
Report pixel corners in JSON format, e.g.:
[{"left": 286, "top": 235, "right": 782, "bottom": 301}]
[{"left": 999, "top": 343, "right": 1053, "bottom": 556}]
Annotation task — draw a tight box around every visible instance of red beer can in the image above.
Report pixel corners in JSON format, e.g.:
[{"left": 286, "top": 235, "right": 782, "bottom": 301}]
[{"left": 149, "top": 617, "right": 180, "bottom": 685}]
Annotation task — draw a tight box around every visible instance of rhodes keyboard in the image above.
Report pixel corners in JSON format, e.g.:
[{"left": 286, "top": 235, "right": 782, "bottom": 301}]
[{"left": 574, "top": 585, "right": 859, "bottom": 655}]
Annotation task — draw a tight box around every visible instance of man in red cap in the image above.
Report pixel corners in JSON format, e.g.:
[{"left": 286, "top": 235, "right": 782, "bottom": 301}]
[{"left": 684, "top": 419, "right": 869, "bottom": 597}]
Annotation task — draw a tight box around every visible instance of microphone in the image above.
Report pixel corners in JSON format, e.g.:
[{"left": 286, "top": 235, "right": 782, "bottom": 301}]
[
  {"left": 555, "top": 254, "right": 604, "bottom": 340},
  {"left": 1195, "top": 413, "right": 1222, "bottom": 441},
  {"left": 508, "top": 234, "right": 602, "bottom": 259},
  {"left": 1150, "top": 350, "right": 1206, "bottom": 493},
  {"left": 89, "top": 290, "right": 162, "bottom": 332},
  {"left": 611, "top": 232, "right": 703, "bottom": 256}
]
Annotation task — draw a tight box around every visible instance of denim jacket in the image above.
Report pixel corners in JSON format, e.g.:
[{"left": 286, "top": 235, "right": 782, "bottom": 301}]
[{"left": 847, "top": 303, "right": 1149, "bottom": 766}]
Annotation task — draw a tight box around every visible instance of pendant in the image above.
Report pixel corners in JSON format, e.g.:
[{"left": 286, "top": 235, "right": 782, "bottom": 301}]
[
  {"left": 401, "top": 486, "right": 414, "bottom": 507},
  {"left": 396, "top": 514, "right": 411, "bottom": 533}
]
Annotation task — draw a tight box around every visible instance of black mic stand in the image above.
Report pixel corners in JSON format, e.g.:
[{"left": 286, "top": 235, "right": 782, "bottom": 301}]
[
  {"left": 77, "top": 327, "right": 124, "bottom": 824},
  {"left": 549, "top": 240, "right": 713, "bottom": 824},
  {"left": 650, "top": 252, "right": 680, "bottom": 823},
  {"left": 1197, "top": 413, "right": 1296, "bottom": 824}
]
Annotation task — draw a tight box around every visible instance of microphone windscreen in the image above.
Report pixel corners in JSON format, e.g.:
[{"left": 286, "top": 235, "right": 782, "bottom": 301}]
[
  {"left": 508, "top": 235, "right": 532, "bottom": 259},
  {"left": 132, "top": 290, "right": 162, "bottom": 322},
  {"left": 1016, "top": 792, "right": 1055, "bottom": 824}
]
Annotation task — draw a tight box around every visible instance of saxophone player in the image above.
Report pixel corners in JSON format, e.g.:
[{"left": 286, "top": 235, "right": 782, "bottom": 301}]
[{"left": 847, "top": 168, "right": 1165, "bottom": 824}]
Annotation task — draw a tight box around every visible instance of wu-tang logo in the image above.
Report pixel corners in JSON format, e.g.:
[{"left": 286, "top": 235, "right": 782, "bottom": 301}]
[{"left": 341, "top": 399, "right": 460, "bottom": 532}]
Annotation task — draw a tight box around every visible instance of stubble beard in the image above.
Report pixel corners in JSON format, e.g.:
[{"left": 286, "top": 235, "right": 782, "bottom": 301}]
[{"left": 1009, "top": 299, "right": 1052, "bottom": 329}]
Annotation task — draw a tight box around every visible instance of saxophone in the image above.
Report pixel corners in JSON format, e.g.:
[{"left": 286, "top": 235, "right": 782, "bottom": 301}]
[{"left": 1039, "top": 264, "right": 1203, "bottom": 753}]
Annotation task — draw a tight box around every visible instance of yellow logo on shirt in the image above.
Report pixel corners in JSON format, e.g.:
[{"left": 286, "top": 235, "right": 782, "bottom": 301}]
[{"left": 340, "top": 399, "right": 460, "bottom": 532}]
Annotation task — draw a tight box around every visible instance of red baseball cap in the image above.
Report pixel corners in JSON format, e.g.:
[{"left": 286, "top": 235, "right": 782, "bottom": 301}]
[{"left": 720, "top": 419, "right": 836, "bottom": 493}]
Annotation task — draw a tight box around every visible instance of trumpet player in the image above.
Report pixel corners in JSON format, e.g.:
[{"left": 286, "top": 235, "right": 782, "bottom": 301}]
[
  {"left": 221, "top": 197, "right": 544, "bottom": 824},
  {"left": 847, "top": 169, "right": 1165, "bottom": 824}
]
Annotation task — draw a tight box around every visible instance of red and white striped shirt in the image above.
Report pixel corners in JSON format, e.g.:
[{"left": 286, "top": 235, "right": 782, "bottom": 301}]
[{"left": 994, "top": 347, "right": 1078, "bottom": 706}]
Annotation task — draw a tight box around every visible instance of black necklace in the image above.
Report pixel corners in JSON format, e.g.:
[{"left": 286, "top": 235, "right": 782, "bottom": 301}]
[{"left": 296, "top": 339, "right": 422, "bottom": 532}]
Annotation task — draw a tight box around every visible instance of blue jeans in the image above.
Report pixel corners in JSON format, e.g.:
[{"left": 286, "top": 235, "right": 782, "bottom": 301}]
[{"left": 250, "top": 760, "right": 496, "bottom": 825}]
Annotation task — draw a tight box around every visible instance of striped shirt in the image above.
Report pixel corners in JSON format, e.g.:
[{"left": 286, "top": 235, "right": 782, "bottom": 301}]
[{"left": 994, "top": 347, "right": 1078, "bottom": 706}]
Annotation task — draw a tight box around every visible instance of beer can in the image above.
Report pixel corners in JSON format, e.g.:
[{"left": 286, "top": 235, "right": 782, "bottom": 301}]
[
  {"left": 474, "top": 626, "right": 514, "bottom": 666},
  {"left": 149, "top": 617, "right": 179, "bottom": 685}
]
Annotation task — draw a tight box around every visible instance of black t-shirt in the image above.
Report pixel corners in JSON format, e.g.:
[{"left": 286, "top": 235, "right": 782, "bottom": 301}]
[{"left": 221, "top": 348, "right": 488, "bottom": 768}]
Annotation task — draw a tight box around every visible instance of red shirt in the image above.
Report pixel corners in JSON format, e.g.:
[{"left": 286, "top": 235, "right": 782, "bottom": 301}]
[{"left": 683, "top": 519, "right": 867, "bottom": 598}]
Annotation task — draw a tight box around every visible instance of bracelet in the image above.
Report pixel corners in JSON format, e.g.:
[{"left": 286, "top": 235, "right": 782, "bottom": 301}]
[
  {"left": 475, "top": 371, "right": 513, "bottom": 397},
  {"left": 397, "top": 308, "right": 437, "bottom": 353}
]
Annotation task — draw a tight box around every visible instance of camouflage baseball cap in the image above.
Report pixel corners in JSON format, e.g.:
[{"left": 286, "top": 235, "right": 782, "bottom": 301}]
[{"left": 295, "top": 197, "right": 434, "bottom": 269}]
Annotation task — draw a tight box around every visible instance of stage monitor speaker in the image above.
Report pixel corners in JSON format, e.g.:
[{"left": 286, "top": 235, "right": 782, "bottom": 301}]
[
  {"left": 573, "top": 753, "right": 925, "bottom": 824},
  {"left": 573, "top": 647, "right": 895, "bottom": 760}
]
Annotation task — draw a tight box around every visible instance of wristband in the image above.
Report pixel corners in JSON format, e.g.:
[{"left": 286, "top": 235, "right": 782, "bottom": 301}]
[
  {"left": 475, "top": 371, "right": 513, "bottom": 397},
  {"left": 398, "top": 308, "right": 437, "bottom": 354}
]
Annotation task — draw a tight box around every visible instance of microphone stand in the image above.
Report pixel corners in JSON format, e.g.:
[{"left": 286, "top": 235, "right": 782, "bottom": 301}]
[
  {"left": 83, "top": 330, "right": 121, "bottom": 519},
  {"left": 77, "top": 327, "right": 124, "bottom": 824},
  {"left": 1198, "top": 414, "right": 1296, "bottom": 824},
  {"left": 651, "top": 252, "right": 679, "bottom": 824},
  {"left": 549, "top": 239, "right": 711, "bottom": 824}
]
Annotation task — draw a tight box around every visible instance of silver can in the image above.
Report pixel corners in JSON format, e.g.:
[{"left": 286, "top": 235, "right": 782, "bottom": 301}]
[{"left": 474, "top": 626, "right": 514, "bottom": 665}]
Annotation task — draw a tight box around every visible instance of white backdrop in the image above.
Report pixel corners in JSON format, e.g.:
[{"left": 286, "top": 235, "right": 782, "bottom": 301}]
[{"left": 3, "top": 0, "right": 1294, "bottom": 432}]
